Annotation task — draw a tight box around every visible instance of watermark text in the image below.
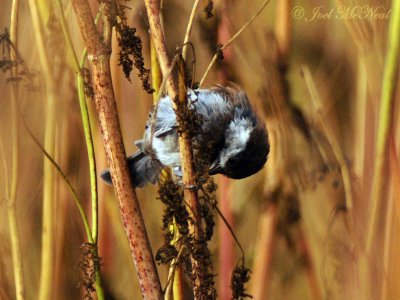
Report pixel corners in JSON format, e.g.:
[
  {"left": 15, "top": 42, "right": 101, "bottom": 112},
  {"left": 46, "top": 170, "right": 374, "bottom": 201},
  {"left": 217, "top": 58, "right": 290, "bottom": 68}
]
[{"left": 292, "top": 5, "right": 391, "bottom": 22}]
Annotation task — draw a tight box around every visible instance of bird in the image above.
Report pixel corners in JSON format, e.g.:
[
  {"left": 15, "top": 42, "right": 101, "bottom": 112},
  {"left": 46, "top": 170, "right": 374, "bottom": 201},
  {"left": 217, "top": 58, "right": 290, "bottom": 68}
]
[{"left": 101, "top": 85, "right": 269, "bottom": 187}]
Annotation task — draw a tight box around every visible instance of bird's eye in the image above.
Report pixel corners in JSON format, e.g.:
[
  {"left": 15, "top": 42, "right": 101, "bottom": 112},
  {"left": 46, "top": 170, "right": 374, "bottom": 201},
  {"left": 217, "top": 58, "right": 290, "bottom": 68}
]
[{"left": 227, "top": 157, "right": 237, "bottom": 164}]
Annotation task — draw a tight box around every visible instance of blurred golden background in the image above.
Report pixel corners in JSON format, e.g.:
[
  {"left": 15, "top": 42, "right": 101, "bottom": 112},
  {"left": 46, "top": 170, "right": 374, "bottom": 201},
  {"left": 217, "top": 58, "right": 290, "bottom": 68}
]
[{"left": 0, "top": 0, "right": 399, "bottom": 299}]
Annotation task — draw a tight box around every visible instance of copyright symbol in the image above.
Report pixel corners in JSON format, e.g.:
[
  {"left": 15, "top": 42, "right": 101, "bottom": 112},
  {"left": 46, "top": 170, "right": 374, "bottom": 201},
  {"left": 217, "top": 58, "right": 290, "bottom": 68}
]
[{"left": 292, "top": 6, "right": 305, "bottom": 19}]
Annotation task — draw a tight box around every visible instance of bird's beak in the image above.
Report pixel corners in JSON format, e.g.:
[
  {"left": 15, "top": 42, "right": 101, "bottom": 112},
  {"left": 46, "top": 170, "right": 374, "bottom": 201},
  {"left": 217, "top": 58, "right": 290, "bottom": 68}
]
[{"left": 209, "top": 160, "right": 223, "bottom": 175}]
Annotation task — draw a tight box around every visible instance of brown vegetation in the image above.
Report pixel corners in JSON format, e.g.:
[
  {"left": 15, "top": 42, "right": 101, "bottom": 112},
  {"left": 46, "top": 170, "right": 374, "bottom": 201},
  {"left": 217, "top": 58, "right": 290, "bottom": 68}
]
[{"left": 0, "top": 0, "right": 399, "bottom": 299}]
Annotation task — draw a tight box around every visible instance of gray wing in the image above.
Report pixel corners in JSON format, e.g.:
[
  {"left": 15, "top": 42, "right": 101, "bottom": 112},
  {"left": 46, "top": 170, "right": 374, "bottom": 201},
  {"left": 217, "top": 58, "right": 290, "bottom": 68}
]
[{"left": 144, "top": 96, "right": 178, "bottom": 143}]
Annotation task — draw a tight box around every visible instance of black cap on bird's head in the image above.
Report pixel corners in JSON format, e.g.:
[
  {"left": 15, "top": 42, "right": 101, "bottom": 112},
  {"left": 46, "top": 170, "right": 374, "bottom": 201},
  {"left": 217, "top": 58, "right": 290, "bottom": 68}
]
[{"left": 209, "top": 112, "right": 269, "bottom": 179}]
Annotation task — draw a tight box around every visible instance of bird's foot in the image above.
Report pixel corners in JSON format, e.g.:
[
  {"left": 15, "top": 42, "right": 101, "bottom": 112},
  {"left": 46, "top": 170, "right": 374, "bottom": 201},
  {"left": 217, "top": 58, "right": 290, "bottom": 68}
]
[{"left": 184, "top": 184, "right": 199, "bottom": 191}]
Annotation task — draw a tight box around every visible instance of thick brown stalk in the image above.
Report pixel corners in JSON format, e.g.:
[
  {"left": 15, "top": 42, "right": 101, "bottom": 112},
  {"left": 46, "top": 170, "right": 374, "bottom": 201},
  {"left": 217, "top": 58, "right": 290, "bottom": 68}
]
[
  {"left": 145, "top": 2, "right": 200, "bottom": 215},
  {"left": 177, "top": 58, "right": 201, "bottom": 234},
  {"left": 177, "top": 51, "right": 203, "bottom": 293},
  {"left": 144, "top": 0, "right": 202, "bottom": 295},
  {"left": 150, "top": 33, "right": 185, "bottom": 298},
  {"left": 144, "top": 0, "right": 179, "bottom": 100},
  {"left": 70, "top": 0, "right": 162, "bottom": 298}
]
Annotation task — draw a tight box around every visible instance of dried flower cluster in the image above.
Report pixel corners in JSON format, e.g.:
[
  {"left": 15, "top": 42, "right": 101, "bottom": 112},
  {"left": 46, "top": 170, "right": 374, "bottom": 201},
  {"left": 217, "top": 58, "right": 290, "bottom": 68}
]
[
  {"left": 231, "top": 264, "right": 252, "bottom": 299},
  {"left": 156, "top": 98, "right": 219, "bottom": 299},
  {"left": 102, "top": 0, "right": 153, "bottom": 93},
  {"left": 1, "top": 30, "right": 39, "bottom": 91}
]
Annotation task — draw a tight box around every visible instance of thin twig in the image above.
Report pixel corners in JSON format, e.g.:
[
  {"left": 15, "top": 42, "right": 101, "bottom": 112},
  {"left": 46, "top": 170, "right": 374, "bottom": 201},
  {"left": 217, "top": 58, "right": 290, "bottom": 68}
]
[
  {"left": 213, "top": 203, "right": 245, "bottom": 259},
  {"left": 19, "top": 111, "right": 94, "bottom": 242},
  {"left": 199, "top": 0, "right": 271, "bottom": 87},
  {"left": 182, "top": 0, "right": 201, "bottom": 62}
]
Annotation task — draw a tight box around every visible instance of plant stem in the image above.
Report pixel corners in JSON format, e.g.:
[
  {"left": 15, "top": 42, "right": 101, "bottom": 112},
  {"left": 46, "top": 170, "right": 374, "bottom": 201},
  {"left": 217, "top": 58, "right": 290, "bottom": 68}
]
[
  {"left": 367, "top": 0, "right": 400, "bottom": 254},
  {"left": 27, "top": 0, "right": 57, "bottom": 298},
  {"left": 54, "top": 0, "right": 99, "bottom": 244},
  {"left": 218, "top": 177, "right": 234, "bottom": 300},
  {"left": 144, "top": 0, "right": 179, "bottom": 99},
  {"left": 274, "top": 0, "right": 291, "bottom": 64},
  {"left": 78, "top": 74, "right": 99, "bottom": 242},
  {"left": 172, "top": 268, "right": 184, "bottom": 300},
  {"left": 70, "top": 0, "right": 162, "bottom": 298},
  {"left": 150, "top": 36, "right": 162, "bottom": 104},
  {"left": 8, "top": 0, "right": 26, "bottom": 299},
  {"left": 20, "top": 109, "right": 105, "bottom": 299},
  {"left": 215, "top": 2, "right": 235, "bottom": 297},
  {"left": 165, "top": 221, "right": 184, "bottom": 300},
  {"left": 182, "top": 0, "right": 200, "bottom": 62},
  {"left": 76, "top": 75, "right": 105, "bottom": 300},
  {"left": 22, "top": 120, "right": 94, "bottom": 241},
  {"left": 151, "top": 30, "right": 184, "bottom": 299},
  {"left": 144, "top": 0, "right": 204, "bottom": 296},
  {"left": 250, "top": 202, "right": 278, "bottom": 299},
  {"left": 297, "top": 227, "right": 321, "bottom": 300},
  {"left": 7, "top": 207, "right": 25, "bottom": 300}
]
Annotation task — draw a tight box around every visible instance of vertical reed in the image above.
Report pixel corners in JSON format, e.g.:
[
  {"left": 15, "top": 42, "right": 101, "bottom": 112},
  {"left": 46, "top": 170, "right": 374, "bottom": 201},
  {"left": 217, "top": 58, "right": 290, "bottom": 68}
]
[
  {"left": 7, "top": 0, "right": 26, "bottom": 298},
  {"left": 367, "top": 0, "right": 400, "bottom": 253},
  {"left": 215, "top": 2, "right": 235, "bottom": 298},
  {"left": 144, "top": 1, "right": 203, "bottom": 297},
  {"left": 70, "top": 0, "right": 162, "bottom": 298},
  {"left": 27, "top": 0, "right": 57, "bottom": 298}
]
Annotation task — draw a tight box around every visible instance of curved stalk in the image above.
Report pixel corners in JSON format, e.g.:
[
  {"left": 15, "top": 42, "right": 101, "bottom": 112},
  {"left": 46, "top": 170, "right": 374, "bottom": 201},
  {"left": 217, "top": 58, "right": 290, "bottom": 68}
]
[{"left": 55, "top": 0, "right": 99, "bottom": 243}]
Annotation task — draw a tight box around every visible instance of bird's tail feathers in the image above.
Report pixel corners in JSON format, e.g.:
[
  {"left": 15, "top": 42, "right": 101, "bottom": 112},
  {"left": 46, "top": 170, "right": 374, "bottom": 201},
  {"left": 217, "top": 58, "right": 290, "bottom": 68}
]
[{"left": 100, "top": 151, "right": 163, "bottom": 188}]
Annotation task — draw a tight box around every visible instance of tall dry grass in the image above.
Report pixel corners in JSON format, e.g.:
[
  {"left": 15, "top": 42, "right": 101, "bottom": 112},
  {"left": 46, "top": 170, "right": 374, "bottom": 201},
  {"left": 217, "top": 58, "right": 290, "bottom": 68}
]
[{"left": 0, "top": 0, "right": 399, "bottom": 299}]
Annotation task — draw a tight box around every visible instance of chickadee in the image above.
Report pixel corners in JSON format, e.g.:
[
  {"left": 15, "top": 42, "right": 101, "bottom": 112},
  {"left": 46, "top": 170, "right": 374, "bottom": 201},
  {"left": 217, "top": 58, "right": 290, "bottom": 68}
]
[{"left": 101, "top": 85, "right": 269, "bottom": 187}]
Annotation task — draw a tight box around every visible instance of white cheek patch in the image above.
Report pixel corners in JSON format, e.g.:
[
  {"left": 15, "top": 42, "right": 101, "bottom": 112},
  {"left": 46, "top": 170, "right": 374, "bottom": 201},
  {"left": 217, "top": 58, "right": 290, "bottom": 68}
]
[{"left": 220, "top": 118, "right": 252, "bottom": 167}]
